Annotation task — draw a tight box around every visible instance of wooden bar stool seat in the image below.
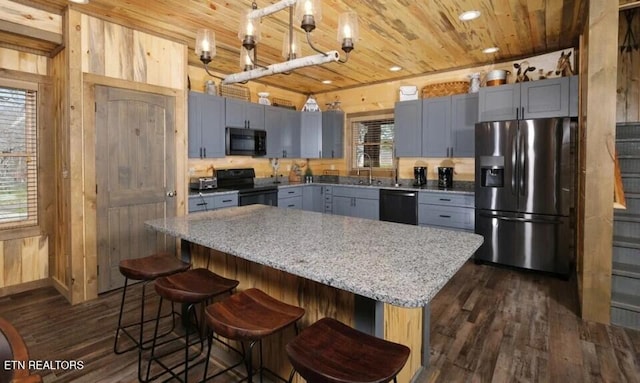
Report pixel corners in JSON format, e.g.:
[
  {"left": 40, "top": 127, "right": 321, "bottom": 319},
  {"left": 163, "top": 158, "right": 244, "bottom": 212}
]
[
  {"left": 0, "top": 317, "right": 42, "bottom": 383},
  {"left": 203, "top": 288, "right": 305, "bottom": 383},
  {"left": 146, "top": 268, "right": 239, "bottom": 383},
  {"left": 285, "top": 317, "right": 410, "bottom": 383}
]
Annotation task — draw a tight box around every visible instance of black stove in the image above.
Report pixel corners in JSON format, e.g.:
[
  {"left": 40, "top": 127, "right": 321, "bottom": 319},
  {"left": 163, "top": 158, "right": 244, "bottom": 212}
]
[{"left": 216, "top": 168, "right": 278, "bottom": 206}]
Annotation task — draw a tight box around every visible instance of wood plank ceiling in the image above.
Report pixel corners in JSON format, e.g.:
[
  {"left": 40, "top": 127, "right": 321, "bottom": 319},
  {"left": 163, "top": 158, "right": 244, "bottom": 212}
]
[{"left": 6, "top": 0, "right": 587, "bottom": 94}]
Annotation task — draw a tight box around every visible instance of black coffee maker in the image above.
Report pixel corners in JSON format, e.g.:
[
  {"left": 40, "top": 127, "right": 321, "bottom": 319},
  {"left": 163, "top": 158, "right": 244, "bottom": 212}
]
[
  {"left": 438, "top": 167, "right": 453, "bottom": 189},
  {"left": 413, "top": 166, "right": 427, "bottom": 186}
]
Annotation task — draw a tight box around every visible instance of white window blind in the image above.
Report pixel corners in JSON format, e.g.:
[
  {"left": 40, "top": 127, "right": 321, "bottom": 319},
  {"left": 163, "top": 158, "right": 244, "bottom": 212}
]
[
  {"left": 0, "top": 86, "right": 38, "bottom": 229},
  {"left": 351, "top": 118, "right": 395, "bottom": 169}
]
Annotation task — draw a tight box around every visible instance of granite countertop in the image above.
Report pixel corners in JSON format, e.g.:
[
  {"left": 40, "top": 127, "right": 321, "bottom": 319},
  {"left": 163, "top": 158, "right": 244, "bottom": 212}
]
[{"left": 146, "top": 205, "right": 483, "bottom": 307}]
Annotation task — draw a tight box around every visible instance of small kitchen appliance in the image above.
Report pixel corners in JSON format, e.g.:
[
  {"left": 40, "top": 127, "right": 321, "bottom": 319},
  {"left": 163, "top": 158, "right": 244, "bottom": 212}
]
[
  {"left": 189, "top": 176, "right": 217, "bottom": 190},
  {"left": 438, "top": 167, "right": 453, "bottom": 189},
  {"left": 413, "top": 166, "right": 427, "bottom": 186}
]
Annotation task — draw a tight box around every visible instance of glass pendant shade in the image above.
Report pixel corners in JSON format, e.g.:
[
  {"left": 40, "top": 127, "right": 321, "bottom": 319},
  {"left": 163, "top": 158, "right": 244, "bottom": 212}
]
[
  {"left": 238, "top": 10, "right": 261, "bottom": 49},
  {"left": 295, "top": 0, "right": 322, "bottom": 23},
  {"left": 240, "top": 47, "right": 255, "bottom": 71},
  {"left": 281, "top": 29, "right": 300, "bottom": 59},
  {"left": 195, "top": 29, "right": 216, "bottom": 60},
  {"left": 337, "top": 12, "right": 358, "bottom": 53},
  {"left": 337, "top": 12, "right": 359, "bottom": 42}
]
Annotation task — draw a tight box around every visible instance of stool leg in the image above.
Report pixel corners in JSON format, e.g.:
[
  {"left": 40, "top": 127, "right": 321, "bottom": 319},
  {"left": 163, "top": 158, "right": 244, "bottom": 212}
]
[
  {"left": 113, "top": 277, "right": 130, "bottom": 354},
  {"left": 144, "top": 296, "right": 165, "bottom": 383},
  {"left": 287, "top": 369, "right": 296, "bottom": 383}
]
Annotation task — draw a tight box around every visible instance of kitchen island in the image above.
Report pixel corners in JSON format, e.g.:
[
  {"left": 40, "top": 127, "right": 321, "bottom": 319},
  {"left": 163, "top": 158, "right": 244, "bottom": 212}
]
[{"left": 146, "top": 205, "right": 483, "bottom": 382}]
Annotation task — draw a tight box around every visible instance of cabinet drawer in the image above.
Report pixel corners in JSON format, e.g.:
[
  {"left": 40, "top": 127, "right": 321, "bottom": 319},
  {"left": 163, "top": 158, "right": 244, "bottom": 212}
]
[
  {"left": 279, "top": 196, "right": 303, "bottom": 209},
  {"left": 188, "top": 195, "right": 215, "bottom": 213},
  {"left": 278, "top": 187, "right": 303, "bottom": 198},
  {"left": 213, "top": 194, "right": 238, "bottom": 209},
  {"left": 332, "top": 186, "right": 379, "bottom": 200},
  {"left": 418, "top": 192, "right": 474, "bottom": 207},
  {"left": 418, "top": 204, "right": 474, "bottom": 230}
]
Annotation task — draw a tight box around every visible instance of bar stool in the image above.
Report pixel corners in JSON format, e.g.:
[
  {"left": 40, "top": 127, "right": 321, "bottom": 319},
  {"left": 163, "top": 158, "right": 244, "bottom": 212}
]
[
  {"left": 146, "top": 268, "right": 239, "bottom": 382},
  {"left": 113, "top": 253, "right": 191, "bottom": 378},
  {"left": 202, "top": 288, "right": 305, "bottom": 383},
  {"left": 285, "top": 317, "right": 410, "bottom": 383}
]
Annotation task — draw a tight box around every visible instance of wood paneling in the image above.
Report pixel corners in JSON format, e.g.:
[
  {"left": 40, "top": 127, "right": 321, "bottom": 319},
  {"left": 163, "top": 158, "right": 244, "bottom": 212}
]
[
  {"left": 81, "top": 14, "right": 185, "bottom": 90},
  {"left": 17, "top": 0, "right": 586, "bottom": 94},
  {"left": 617, "top": 8, "right": 640, "bottom": 123},
  {"left": 0, "top": 47, "right": 47, "bottom": 74},
  {"left": 579, "top": 0, "right": 619, "bottom": 324},
  {"left": 0, "top": 236, "right": 48, "bottom": 290}
]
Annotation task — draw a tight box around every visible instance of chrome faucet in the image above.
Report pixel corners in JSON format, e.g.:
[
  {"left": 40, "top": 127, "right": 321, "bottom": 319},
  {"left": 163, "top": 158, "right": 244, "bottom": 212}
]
[{"left": 357, "top": 152, "right": 373, "bottom": 185}]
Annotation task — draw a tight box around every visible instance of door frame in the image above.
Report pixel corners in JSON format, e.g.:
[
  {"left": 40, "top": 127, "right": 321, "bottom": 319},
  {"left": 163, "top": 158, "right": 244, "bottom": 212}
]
[{"left": 81, "top": 74, "right": 186, "bottom": 301}]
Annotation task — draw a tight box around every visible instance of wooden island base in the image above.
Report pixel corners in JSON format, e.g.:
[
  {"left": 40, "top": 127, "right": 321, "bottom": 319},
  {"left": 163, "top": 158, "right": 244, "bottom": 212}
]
[{"left": 190, "top": 244, "right": 425, "bottom": 383}]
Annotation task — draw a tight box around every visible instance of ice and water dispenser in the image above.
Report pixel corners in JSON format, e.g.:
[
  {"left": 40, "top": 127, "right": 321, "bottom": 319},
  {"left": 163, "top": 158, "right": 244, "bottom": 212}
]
[{"left": 479, "top": 156, "right": 504, "bottom": 188}]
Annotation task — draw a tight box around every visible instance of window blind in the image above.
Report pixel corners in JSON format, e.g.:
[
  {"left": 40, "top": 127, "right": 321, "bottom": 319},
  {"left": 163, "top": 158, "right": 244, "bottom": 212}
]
[
  {"left": 351, "top": 118, "right": 394, "bottom": 169},
  {"left": 0, "top": 86, "right": 38, "bottom": 229}
]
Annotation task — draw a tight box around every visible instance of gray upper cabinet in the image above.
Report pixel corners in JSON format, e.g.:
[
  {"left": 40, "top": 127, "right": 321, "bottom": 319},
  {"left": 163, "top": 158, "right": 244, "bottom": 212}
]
[
  {"left": 188, "top": 91, "right": 225, "bottom": 158},
  {"left": 451, "top": 93, "right": 478, "bottom": 158},
  {"left": 321, "top": 110, "right": 344, "bottom": 158},
  {"left": 282, "top": 109, "right": 300, "bottom": 158},
  {"left": 478, "top": 76, "right": 574, "bottom": 122},
  {"left": 394, "top": 100, "right": 422, "bottom": 157},
  {"left": 225, "top": 98, "right": 265, "bottom": 129},
  {"left": 300, "top": 112, "right": 322, "bottom": 158},
  {"left": 422, "top": 96, "right": 451, "bottom": 157},
  {"left": 265, "top": 106, "right": 300, "bottom": 158}
]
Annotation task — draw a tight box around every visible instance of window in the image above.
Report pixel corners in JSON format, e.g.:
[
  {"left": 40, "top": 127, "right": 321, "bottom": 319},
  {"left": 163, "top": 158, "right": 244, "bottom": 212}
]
[
  {"left": 0, "top": 84, "right": 38, "bottom": 229},
  {"left": 349, "top": 112, "right": 395, "bottom": 170}
]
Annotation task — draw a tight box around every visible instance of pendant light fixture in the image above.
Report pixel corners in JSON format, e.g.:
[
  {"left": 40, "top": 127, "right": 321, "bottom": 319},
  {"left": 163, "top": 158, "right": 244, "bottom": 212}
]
[{"left": 196, "top": 0, "right": 358, "bottom": 84}]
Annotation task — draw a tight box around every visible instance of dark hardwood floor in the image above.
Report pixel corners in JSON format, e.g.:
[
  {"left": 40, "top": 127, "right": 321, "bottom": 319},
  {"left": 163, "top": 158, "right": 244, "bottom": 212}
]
[{"left": 1, "top": 261, "right": 639, "bottom": 382}]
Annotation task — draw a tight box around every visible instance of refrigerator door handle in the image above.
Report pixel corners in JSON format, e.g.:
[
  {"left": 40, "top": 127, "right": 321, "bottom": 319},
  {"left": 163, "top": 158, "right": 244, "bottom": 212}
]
[
  {"left": 511, "top": 126, "right": 518, "bottom": 195},
  {"left": 479, "top": 212, "right": 563, "bottom": 225},
  {"left": 519, "top": 130, "right": 526, "bottom": 196}
]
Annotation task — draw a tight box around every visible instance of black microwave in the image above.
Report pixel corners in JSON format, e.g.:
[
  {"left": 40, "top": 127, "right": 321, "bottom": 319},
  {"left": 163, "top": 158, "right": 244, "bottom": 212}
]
[{"left": 225, "top": 127, "right": 267, "bottom": 156}]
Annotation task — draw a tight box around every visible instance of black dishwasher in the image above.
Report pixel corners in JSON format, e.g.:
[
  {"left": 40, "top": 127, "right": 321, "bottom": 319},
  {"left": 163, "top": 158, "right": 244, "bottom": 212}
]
[{"left": 379, "top": 189, "right": 418, "bottom": 225}]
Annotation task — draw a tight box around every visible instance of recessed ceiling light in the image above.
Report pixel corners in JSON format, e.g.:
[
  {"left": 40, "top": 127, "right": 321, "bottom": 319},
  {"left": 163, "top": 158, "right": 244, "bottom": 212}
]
[
  {"left": 321, "top": 80, "right": 332, "bottom": 84},
  {"left": 483, "top": 47, "right": 499, "bottom": 54},
  {"left": 69, "top": 0, "right": 89, "bottom": 3},
  {"left": 459, "top": 10, "right": 481, "bottom": 21},
  {"left": 389, "top": 66, "right": 402, "bottom": 72}
]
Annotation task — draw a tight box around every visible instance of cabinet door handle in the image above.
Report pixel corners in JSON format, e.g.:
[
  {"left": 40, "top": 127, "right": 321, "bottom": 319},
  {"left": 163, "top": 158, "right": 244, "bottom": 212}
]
[
  {"left": 288, "top": 204, "right": 295, "bottom": 208},
  {"left": 199, "top": 147, "right": 203, "bottom": 158},
  {"left": 319, "top": 151, "right": 322, "bottom": 158},
  {"left": 439, "top": 214, "right": 451, "bottom": 218},
  {"left": 248, "top": 120, "right": 250, "bottom": 129},
  {"left": 332, "top": 150, "right": 335, "bottom": 158},
  {"left": 203, "top": 147, "right": 206, "bottom": 157},
  {"left": 222, "top": 199, "right": 233, "bottom": 203},
  {"left": 521, "top": 106, "right": 524, "bottom": 118},
  {"left": 449, "top": 147, "right": 453, "bottom": 157},
  {"left": 288, "top": 190, "right": 295, "bottom": 194},
  {"left": 516, "top": 107, "right": 519, "bottom": 120},
  {"left": 439, "top": 198, "right": 451, "bottom": 201}
]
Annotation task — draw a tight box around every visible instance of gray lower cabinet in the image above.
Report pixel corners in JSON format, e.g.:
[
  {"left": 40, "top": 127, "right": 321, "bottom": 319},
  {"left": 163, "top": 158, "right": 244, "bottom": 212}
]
[
  {"left": 225, "top": 98, "right": 265, "bottom": 129},
  {"left": 418, "top": 192, "right": 474, "bottom": 231},
  {"left": 321, "top": 110, "right": 344, "bottom": 158},
  {"left": 302, "top": 185, "right": 324, "bottom": 212},
  {"left": 394, "top": 99, "right": 422, "bottom": 157},
  {"left": 188, "top": 92, "right": 225, "bottom": 158},
  {"left": 188, "top": 193, "right": 238, "bottom": 213},
  {"left": 300, "top": 112, "right": 322, "bottom": 159},
  {"left": 331, "top": 186, "right": 379, "bottom": 220},
  {"left": 478, "top": 76, "right": 574, "bottom": 122},
  {"left": 278, "top": 187, "right": 303, "bottom": 209}
]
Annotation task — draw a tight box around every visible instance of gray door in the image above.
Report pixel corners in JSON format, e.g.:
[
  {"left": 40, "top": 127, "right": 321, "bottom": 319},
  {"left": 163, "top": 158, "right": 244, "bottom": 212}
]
[
  {"left": 521, "top": 77, "right": 569, "bottom": 119},
  {"left": 478, "top": 84, "right": 520, "bottom": 122},
  {"left": 475, "top": 120, "right": 518, "bottom": 212},
  {"left": 96, "top": 86, "right": 176, "bottom": 293},
  {"left": 518, "top": 118, "right": 573, "bottom": 215},
  {"left": 451, "top": 93, "right": 478, "bottom": 158},
  {"left": 394, "top": 100, "right": 422, "bottom": 157},
  {"left": 422, "top": 96, "right": 451, "bottom": 157}
]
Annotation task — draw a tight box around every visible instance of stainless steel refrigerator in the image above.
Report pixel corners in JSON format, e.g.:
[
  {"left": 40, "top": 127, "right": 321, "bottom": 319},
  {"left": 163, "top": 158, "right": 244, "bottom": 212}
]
[{"left": 474, "top": 118, "right": 576, "bottom": 275}]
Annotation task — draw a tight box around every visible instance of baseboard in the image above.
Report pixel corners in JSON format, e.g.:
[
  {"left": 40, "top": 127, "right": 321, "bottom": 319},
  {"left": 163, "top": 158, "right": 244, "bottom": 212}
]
[{"left": 0, "top": 278, "right": 51, "bottom": 297}]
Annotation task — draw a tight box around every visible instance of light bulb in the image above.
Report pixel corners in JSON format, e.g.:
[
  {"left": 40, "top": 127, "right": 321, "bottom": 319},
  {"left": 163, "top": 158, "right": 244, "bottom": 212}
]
[
  {"left": 304, "top": 0, "right": 313, "bottom": 15},
  {"left": 343, "top": 24, "right": 352, "bottom": 39},
  {"left": 201, "top": 39, "right": 210, "bottom": 52},
  {"left": 246, "top": 20, "right": 254, "bottom": 36}
]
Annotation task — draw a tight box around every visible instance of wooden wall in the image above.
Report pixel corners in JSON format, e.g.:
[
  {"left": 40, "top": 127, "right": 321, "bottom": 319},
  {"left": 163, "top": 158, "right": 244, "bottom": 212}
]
[
  {"left": 577, "top": 0, "right": 619, "bottom": 324},
  {"left": 617, "top": 8, "right": 640, "bottom": 123},
  {"left": 0, "top": 47, "right": 47, "bottom": 75}
]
